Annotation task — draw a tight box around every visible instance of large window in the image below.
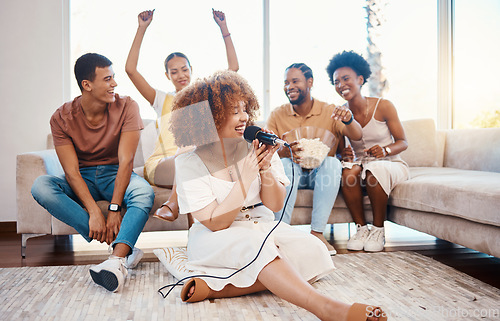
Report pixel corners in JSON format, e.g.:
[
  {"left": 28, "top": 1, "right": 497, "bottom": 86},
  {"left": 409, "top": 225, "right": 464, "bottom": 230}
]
[
  {"left": 268, "top": 0, "right": 437, "bottom": 123},
  {"left": 453, "top": 0, "right": 500, "bottom": 128},
  {"left": 71, "top": 1, "right": 498, "bottom": 128},
  {"left": 269, "top": 0, "right": 367, "bottom": 110},
  {"left": 71, "top": 0, "right": 262, "bottom": 119}
]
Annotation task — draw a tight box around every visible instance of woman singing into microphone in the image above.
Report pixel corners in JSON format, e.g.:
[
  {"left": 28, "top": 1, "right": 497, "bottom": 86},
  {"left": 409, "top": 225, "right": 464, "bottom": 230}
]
[{"left": 169, "top": 70, "right": 388, "bottom": 321}]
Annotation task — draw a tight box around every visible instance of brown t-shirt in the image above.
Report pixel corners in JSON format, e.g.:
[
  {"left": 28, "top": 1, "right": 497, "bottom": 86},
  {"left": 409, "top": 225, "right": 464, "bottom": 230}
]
[
  {"left": 50, "top": 94, "right": 143, "bottom": 167},
  {"left": 266, "top": 99, "right": 344, "bottom": 157}
]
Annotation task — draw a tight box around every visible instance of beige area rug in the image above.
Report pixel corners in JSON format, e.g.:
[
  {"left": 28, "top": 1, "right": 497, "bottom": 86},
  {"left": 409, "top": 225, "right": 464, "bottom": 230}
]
[{"left": 1, "top": 251, "right": 499, "bottom": 321}]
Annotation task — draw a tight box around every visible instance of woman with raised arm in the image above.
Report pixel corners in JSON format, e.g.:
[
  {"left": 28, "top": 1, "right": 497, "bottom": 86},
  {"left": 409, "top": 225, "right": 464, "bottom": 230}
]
[
  {"left": 326, "top": 51, "right": 409, "bottom": 252},
  {"left": 125, "top": 9, "right": 238, "bottom": 221},
  {"left": 169, "top": 70, "right": 387, "bottom": 321}
]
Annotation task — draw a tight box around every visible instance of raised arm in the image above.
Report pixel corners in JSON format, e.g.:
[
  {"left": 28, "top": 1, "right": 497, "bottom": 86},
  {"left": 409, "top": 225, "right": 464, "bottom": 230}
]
[
  {"left": 213, "top": 9, "right": 239, "bottom": 72},
  {"left": 125, "top": 10, "right": 156, "bottom": 105}
]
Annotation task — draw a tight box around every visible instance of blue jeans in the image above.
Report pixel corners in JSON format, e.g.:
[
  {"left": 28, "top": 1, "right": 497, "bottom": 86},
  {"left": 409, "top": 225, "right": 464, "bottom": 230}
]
[
  {"left": 31, "top": 165, "right": 154, "bottom": 249},
  {"left": 276, "top": 157, "right": 342, "bottom": 232}
]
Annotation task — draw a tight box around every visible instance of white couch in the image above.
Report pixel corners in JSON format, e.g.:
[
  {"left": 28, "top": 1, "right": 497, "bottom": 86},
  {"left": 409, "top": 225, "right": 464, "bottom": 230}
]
[{"left": 16, "top": 118, "right": 500, "bottom": 258}]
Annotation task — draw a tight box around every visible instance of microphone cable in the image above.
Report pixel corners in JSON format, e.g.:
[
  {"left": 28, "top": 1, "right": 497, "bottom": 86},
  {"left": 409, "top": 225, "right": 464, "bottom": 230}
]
[{"left": 158, "top": 145, "right": 296, "bottom": 299}]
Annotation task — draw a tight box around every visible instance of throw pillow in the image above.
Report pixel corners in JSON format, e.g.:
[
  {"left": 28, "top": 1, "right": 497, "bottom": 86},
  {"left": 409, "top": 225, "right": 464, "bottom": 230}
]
[
  {"left": 153, "top": 247, "right": 194, "bottom": 280},
  {"left": 400, "top": 118, "right": 439, "bottom": 167}
]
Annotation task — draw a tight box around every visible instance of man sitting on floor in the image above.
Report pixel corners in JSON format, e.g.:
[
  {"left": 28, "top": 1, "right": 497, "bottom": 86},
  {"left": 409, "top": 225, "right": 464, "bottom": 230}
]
[{"left": 31, "top": 53, "right": 154, "bottom": 292}]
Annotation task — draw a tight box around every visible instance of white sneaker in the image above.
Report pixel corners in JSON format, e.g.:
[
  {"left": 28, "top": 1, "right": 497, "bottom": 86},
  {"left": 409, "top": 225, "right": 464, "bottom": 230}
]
[
  {"left": 364, "top": 226, "right": 385, "bottom": 252},
  {"left": 347, "top": 224, "right": 371, "bottom": 251},
  {"left": 89, "top": 257, "right": 128, "bottom": 292},
  {"left": 125, "top": 247, "right": 144, "bottom": 269}
]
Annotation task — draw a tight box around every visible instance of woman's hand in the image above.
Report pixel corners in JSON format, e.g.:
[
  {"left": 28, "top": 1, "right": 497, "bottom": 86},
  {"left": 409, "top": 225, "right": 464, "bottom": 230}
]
[
  {"left": 331, "top": 104, "right": 353, "bottom": 123},
  {"left": 253, "top": 138, "right": 278, "bottom": 172},
  {"left": 239, "top": 143, "right": 260, "bottom": 185},
  {"left": 138, "top": 10, "right": 154, "bottom": 28},
  {"left": 212, "top": 9, "right": 228, "bottom": 31},
  {"left": 342, "top": 145, "right": 356, "bottom": 162},
  {"left": 364, "top": 144, "right": 386, "bottom": 158}
]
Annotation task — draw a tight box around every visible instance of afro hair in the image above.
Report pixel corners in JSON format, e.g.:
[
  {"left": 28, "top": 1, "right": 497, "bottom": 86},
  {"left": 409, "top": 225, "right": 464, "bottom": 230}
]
[{"left": 326, "top": 50, "right": 371, "bottom": 85}]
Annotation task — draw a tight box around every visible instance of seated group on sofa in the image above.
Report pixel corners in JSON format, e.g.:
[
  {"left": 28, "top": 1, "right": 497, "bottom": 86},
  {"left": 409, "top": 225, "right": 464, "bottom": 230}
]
[
  {"left": 30, "top": 41, "right": 400, "bottom": 319},
  {"left": 23, "top": 9, "right": 500, "bottom": 321}
]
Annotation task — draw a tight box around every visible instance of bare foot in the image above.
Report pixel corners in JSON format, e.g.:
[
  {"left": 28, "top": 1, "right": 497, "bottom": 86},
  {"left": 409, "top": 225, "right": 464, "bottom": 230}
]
[
  {"left": 187, "top": 283, "right": 195, "bottom": 299},
  {"left": 311, "top": 231, "right": 337, "bottom": 255}
]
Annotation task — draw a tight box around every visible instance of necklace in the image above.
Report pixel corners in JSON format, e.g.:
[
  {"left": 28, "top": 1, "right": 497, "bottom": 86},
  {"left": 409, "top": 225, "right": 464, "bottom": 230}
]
[
  {"left": 208, "top": 142, "right": 239, "bottom": 181},
  {"left": 363, "top": 97, "right": 370, "bottom": 124},
  {"left": 349, "top": 97, "right": 370, "bottom": 126}
]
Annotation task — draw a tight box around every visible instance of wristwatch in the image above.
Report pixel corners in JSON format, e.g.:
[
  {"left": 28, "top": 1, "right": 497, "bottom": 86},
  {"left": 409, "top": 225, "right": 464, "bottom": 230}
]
[
  {"left": 384, "top": 146, "right": 392, "bottom": 156},
  {"left": 108, "top": 203, "right": 122, "bottom": 212}
]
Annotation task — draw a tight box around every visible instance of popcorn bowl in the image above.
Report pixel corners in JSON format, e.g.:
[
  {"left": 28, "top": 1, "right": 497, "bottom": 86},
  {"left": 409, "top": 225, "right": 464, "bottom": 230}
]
[{"left": 282, "top": 126, "right": 337, "bottom": 169}]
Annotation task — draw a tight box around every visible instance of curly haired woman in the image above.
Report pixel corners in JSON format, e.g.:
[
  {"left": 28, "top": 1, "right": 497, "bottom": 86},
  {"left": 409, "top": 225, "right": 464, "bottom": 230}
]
[
  {"left": 170, "top": 70, "right": 388, "bottom": 321},
  {"left": 326, "top": 51, "right": 409, "bottom": 252}
]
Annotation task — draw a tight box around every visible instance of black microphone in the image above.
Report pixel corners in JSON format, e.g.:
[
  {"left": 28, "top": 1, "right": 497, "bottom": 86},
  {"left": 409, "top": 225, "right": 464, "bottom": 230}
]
[{"left": 243, "top": 126, "right": 289, "bottom": 147}]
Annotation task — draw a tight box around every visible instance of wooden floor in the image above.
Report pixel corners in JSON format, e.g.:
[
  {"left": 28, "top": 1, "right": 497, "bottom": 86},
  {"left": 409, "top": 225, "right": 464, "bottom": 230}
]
[{"left": 1, "top": 222, "right": 499, "bottom": 289}]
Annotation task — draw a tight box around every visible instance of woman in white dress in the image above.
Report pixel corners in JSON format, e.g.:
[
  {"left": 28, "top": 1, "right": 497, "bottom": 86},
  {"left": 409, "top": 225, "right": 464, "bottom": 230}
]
[
  {"left": 326, "top": 51, "right": 410, "bottom": 253},
  {"left": 169, "top": 70, "right": 388, "bottom": 321}
]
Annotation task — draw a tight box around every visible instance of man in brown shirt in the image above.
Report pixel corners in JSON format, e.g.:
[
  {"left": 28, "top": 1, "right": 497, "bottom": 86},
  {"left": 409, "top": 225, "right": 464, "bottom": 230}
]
[
  {"left": 31, "top": 53, "right": 154, "bottom": 292},
  {"left": 267, "top": 63, "right": 362, "bottom": 255}
]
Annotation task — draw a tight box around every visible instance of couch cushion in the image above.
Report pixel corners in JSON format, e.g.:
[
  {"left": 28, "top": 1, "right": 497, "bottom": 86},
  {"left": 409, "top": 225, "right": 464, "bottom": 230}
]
[
  {"left": 400, "top": 118, "right": 439, "bottom": 167},
  {"left": 444, "top": 127, "right": 500, "bottom": 173},
  {"left": 389, "top": 167, "right": 500, "bottom": 227}
]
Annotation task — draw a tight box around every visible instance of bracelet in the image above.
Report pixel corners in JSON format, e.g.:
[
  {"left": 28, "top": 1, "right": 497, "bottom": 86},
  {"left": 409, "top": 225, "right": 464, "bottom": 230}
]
[
  {"left": 342, "top": 110, "right": 354, "bottom": 125},
  {"left": 222, "top": 33, "right": 231, "bottom": 38},
  {"left": 259, "top": 166, "right": 271, "bottom": 174}
]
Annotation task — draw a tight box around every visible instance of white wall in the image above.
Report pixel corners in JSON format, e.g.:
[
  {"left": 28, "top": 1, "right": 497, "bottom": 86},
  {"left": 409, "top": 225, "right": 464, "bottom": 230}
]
[{"left": 0, "top": 0, "right": 70, "bottom": 222}]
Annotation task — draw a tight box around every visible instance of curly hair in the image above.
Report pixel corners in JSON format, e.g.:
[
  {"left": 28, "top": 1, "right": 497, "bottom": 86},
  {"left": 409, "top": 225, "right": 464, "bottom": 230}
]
[
  {"left": 326, "top": 50, "right": 371, "bottom": 86},
  {"left": 169, "top": 70, "right": 260, "bottom": 147}
]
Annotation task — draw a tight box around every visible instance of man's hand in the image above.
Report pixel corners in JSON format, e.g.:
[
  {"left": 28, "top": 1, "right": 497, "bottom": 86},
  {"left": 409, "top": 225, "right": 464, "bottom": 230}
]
[
  {"left": 106, "top": 211, "right": 122, "bottom": 245},
  {"left": 279, "top": 141, "right": 303, "bottom": 163},
  {"left": 88, "top": 211, "right": 107, "bottom": 243}
]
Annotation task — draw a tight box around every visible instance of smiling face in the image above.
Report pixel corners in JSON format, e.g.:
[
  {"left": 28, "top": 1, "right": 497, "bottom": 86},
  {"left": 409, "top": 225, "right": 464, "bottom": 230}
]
[
  {"left": 166, "top": 56, "right": 192, "bottom": 92},
  {"left": 284, "top": 68, "right": 312, "bottom": 105},
  {"left": 332, "top": 66, "right": 364, "bottom": 100},
  {"left": 218, "top": 100, "right": 249, "bottom": 139},
  {"left": 83, "top": 66, "right": 117, "bottom": 104}
]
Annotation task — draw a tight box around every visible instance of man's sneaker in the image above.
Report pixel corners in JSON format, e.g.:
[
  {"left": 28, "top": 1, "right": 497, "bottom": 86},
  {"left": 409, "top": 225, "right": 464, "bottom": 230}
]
[
  {"left": 89, "top": 257, "right": 128, "bottom": 292},
  {"left": 347, "top": 224, "right": 371, "bottom": 251},
  {"left": 125, "top": 247, "right": 144, "bottom": 269},
  {"left": 364, "top": 226, "right": 385, "bottom": 252}
]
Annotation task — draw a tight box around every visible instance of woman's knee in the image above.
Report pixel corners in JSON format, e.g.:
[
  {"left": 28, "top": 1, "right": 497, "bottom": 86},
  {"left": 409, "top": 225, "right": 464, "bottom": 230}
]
[{"left": 341, "top": 168, "right": 361, "bottom": 188}]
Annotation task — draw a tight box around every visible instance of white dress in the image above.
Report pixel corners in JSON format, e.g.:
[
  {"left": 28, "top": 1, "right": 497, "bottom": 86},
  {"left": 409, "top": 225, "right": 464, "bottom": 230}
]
[
  {"left": 175, "top": 150, "right": 335, "bottom": 291},
  {"left": 344, "top": 98, "right": 410, "bottom": 195}
]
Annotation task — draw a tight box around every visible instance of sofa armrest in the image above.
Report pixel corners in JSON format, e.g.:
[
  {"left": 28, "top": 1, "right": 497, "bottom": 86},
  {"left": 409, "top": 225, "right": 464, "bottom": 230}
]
[{"left": 16, "top": 150, "right": 63, "bottom": 234}]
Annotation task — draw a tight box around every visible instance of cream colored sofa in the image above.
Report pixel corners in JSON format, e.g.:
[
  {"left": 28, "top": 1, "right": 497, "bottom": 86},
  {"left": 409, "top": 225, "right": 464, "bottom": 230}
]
[
  {"left": 291, "top": 118, "right": 500, "bottom": 258},
  {"left": 16, "top": 118, "right": 500, "bottom": 258}
]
